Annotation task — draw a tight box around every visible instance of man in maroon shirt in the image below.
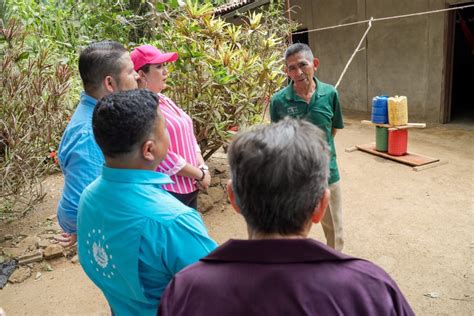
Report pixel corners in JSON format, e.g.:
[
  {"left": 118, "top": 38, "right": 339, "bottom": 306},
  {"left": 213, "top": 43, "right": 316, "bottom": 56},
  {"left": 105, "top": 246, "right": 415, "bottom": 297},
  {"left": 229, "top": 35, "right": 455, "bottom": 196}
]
[{"left": 159, "top": 118, "right": 414, "bottom": 316}]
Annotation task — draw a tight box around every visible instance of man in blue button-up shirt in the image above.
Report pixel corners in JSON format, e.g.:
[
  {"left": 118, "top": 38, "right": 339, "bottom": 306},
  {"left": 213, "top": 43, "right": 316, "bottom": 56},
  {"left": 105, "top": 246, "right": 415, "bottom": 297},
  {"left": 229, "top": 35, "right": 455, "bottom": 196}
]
[
  {"left": 56, "top": 41, "right": 139, "bottom": 246},
  {"left": 77, "top": 90, "right": 217, "bottom": 315}
]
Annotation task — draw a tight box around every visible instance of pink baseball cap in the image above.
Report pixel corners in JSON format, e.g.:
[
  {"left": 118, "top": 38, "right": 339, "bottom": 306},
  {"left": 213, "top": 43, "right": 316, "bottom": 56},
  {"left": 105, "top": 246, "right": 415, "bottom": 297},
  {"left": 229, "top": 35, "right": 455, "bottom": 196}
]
[{"left": 130, "top": 45, "right": 178, "bottom": 71}]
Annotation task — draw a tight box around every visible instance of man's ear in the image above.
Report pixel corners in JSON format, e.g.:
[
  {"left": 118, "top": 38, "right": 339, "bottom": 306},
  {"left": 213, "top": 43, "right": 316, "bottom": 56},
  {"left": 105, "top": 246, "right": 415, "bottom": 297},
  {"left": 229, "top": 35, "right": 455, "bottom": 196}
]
[
  {"left": 104, "top": 75, "right": 116, "bottom": 93},
  {"left": 284, "top": 65, "right": 289, "bottom": 76},
  {"left": 141, "top": 140, "right": 155, "bottom": 161},
  {"left": 311, "top": 188, "right": 330, "bottom": 224},
  {"left": 313, "top": 58, "right": 320, "bottom": 70},
  {"left": 226, "top": 180, "right": 241, "bottom": 215}
]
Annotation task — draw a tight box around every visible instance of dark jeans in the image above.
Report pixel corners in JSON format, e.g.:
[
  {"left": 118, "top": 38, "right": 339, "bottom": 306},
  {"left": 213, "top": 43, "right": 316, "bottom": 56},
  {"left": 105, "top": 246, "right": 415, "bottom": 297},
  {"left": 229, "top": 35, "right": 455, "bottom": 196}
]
[{"left": 168, "top": 190, "right": 199, "bottom": 210}]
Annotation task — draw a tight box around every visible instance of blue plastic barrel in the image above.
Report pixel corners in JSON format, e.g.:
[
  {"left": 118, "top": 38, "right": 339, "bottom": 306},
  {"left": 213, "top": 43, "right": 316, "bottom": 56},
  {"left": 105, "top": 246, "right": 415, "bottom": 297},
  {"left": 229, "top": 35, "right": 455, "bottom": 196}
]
[{"left": 371, "top": 95, "right": 389, "bottom": 124}]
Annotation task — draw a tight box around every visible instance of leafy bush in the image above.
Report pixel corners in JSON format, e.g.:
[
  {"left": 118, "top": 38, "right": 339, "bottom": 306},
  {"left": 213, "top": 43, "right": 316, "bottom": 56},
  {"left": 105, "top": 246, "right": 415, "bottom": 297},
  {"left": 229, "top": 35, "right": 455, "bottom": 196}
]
[
  {"left": 0, "top": 0, "right": 156, "bottom": 217},
  {"left": 0, "top": 19, "right": 73, "bottom": 217},
  {"left": 157, "top": 0, "right": 295, "bottom": 158},
  {"left": 8, "top": 0, "right": 159, "bottom": 64},
  {"left": 0, "top": 0, "right": 296, "bottom": 217}
]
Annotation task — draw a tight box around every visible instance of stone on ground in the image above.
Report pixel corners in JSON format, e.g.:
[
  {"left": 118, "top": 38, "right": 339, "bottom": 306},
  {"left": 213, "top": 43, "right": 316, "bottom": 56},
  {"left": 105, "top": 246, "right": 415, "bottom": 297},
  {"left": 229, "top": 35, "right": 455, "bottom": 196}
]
[
  {"left": 9, "top": 266, "right": 31, "bottom": 283},
  {"left": 198, "top": 194, "right": 214, "bottom": 213},
  {"left": 17, "top": 250, "right": 43, "bottom": 265},
  {"left": 43, "top": 244, "right": 64, "bottom": 259}
]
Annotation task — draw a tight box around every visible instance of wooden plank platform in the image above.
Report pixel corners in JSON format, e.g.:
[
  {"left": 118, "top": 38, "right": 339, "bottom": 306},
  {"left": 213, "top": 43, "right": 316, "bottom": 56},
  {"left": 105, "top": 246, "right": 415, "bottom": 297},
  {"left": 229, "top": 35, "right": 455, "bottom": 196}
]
[
  {"left": 360, "top": 120, "right": 426, "bottom": 130},
  {"left": 412, "top": 160, "right": 448, "bottom": 172},
  {"left": 355, "top": 143, "right": 439, "bottom": 167}
]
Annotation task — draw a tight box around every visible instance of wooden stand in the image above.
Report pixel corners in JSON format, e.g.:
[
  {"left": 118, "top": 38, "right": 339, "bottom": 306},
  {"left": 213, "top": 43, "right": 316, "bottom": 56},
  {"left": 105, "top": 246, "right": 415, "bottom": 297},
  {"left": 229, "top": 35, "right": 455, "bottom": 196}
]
[
  {"left": 360, "top": 120, "right": 426, "bottom": 130},
  {"left": 350, "top": 121, "right": 445, "bottom": 171},
  {"left": 355, "top": 143, "right": 439, "bottom": 167}
]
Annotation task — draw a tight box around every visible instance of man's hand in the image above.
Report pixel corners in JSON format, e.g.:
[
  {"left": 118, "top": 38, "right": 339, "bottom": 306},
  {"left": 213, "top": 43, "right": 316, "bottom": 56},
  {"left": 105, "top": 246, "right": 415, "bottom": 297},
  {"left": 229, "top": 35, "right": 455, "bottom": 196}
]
[{"left": 55, "top": 232, "right": 77, "bottom": 247}]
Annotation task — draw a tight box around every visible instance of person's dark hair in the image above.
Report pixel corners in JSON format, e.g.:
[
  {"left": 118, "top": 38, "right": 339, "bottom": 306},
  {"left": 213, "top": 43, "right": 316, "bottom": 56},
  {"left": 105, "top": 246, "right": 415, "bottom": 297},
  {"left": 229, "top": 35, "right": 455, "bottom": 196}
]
[
  {"left": 228, "top": 118, "right": 329, "bottom": 235},
  {"left": 139, "top": 64, "right": 151, "bottom": 73},
  {"left": 79, "top": 41, "right": 128, "bottom": 95},
  {"left": 93, "top": 89, "right": 159, "bottom": 158},
  {"left": 285, "top": 43, "right": 314, "bottom": 63}
]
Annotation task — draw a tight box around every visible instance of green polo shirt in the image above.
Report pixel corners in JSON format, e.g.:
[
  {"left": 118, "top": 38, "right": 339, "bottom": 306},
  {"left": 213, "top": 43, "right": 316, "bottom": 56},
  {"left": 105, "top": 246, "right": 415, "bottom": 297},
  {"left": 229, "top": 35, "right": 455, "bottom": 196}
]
[{"left": 270, "top": 77, "right": 344, "bottom": 184}]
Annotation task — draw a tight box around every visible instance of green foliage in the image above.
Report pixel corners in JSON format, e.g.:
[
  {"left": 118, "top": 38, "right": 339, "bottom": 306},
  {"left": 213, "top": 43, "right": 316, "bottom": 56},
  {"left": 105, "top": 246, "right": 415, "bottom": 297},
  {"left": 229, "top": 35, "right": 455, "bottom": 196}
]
[
  {"left": 1, "top": 0, "right": 296, "bottom": 216},
  {"left": 0, "top": 0, "right": 160, "bottom": 217},
  {"left": 0, "top": 19, "right": 74, "bottom": 217},
  {"left": 199, "top": 0, "right": 228, "bottom": 5},
  {"left": 7, "top": 0, "right": 161, "bottom": 63},
  {"left": 157, "top": 0, "right": 295, "bottom": 158}
]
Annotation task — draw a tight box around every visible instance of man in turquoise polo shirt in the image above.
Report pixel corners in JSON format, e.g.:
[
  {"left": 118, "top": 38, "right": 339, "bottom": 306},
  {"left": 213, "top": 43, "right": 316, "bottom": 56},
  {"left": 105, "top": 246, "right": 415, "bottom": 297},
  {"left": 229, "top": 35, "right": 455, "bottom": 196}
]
[
  {"left": 270, "top": 43, "right": 344, "bottom": 251},
  {"left": 77, "top": 89, "right": 217, "bottom": 315}
]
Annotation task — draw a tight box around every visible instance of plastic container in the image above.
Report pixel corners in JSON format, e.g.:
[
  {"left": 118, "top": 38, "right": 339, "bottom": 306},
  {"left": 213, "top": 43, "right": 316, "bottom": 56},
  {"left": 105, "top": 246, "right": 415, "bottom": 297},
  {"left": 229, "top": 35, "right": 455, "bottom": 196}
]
[
  {"left": 388, "top": 129, "right": 408, "bottom": 156},
  {"left": 371, "top": 95, "right": 389, "bottom": 124},
  {"left": 375, "top": 126, "right": 388, "bottom": 152},
  {"left": 388, "top": 96, "right": 408, "bottom": 126}
]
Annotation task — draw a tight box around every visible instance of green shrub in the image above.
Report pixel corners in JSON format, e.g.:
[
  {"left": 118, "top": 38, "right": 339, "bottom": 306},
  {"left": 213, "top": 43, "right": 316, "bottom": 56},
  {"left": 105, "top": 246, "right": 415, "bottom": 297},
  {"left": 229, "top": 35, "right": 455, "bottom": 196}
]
[
  {"left": 157, "top": 0, "right": 296, "bottom": 158},
  {"left": 0, "top": 0, "right": 154, "bottom": 217},
  {"left": 0, "top": 0, "right": 296, "bottom": 217},
  {"left": 0, "top": 19, "right": 74, "bottom": 218},
  {"left": 8, "top": 0, "right": 158, "bottom": 63}
]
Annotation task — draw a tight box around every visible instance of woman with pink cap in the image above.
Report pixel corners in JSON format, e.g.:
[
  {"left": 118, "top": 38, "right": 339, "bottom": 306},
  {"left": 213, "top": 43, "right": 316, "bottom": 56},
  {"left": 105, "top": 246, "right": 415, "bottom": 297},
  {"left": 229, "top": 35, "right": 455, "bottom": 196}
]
[{"left": 131, "top": 44, "right": 211, "bottom": 209}]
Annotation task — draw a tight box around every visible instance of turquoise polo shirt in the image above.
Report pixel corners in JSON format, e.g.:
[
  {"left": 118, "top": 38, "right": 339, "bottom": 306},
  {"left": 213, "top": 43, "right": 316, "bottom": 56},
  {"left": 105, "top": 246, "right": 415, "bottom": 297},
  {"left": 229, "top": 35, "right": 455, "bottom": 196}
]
[
  {"left": 270, "top": 77, "right": 344, "bottom": 184},
  {"left": 77, "top": 166, "right": 217, "bottom": 315}
]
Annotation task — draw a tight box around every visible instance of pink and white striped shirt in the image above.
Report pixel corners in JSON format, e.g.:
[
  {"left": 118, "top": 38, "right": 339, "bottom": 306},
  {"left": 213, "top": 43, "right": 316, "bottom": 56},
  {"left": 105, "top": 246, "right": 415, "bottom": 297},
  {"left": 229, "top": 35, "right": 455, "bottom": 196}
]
[{"left": 157, "top": 93, "right": 200, "bottom": 194}]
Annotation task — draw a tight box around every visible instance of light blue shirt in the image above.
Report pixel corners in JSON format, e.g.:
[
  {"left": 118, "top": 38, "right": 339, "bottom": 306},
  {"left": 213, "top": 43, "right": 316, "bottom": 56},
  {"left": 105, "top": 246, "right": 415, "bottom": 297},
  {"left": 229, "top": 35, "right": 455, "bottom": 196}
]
[
  {"left": 77, "top": 166, "right": 217, "bottom": 315},
  {"left": 57, "top": 92, "right": 103, "bottom": 233}
]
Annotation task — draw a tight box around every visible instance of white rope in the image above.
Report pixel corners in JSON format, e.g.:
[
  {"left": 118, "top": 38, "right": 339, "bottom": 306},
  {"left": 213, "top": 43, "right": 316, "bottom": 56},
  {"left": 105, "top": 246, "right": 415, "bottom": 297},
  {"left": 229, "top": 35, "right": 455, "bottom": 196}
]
[
  {"left": 292, "top": 3, "right": 474, "bottom": 35},
  {"left": 335, "top": 17, "right": 373, "bottom": 89}
]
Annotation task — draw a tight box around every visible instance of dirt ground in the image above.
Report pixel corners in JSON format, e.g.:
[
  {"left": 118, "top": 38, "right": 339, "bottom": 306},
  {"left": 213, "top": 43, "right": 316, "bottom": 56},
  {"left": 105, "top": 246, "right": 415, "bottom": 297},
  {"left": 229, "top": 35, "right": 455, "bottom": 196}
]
[{"left": 0, "top": 114, "right": 473, "bottom": 315}]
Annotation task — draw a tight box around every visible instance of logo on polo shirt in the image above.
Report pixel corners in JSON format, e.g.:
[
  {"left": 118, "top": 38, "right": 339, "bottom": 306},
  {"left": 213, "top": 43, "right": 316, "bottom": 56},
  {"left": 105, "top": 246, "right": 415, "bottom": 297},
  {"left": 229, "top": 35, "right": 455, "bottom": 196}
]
[
  {"left": 86, "top": 228, "right": 116, "bottom": 279},
  {"left": 93, "top": 242, "right": 109, "bottom": 268},
  {"left": 288, "top": 106, "right": 299, "bottom": 115}
]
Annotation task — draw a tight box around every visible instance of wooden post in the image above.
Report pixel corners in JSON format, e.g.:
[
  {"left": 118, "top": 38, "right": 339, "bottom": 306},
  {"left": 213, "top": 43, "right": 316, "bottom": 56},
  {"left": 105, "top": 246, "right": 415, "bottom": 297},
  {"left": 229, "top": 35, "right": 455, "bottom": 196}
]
[{"left": 286, "top": 0, "right": 292, "bottom": 44}]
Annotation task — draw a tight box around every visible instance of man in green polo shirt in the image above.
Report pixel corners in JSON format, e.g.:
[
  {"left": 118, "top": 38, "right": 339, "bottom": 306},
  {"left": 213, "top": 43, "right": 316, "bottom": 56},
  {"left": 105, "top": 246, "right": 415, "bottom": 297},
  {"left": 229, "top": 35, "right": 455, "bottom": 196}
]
[{"left": 270, "top": 43, "right": 344, "bottom": 251}]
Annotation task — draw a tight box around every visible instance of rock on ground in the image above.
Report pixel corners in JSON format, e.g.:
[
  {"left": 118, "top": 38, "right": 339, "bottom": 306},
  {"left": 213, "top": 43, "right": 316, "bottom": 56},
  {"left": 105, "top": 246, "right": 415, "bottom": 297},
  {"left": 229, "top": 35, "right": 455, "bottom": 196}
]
[
  {"left": 0, "top": 260, "right": 18, "bottom": 288},
  {"left": 9, "top": 266, "right": 31, "bottom": 283},
  {"left": 207, "top": 187, "right": 225, "bottom": 203},
  {"left": 43, "top": 244, "right": 64, "bottom": 259},
  {"left": 198, "top": 194, "right": 214, "bottom": 213},
  {"left": 2, "top": 247, "right": 25, "bottom": 259},
  {"left": 16, "top": 236, "right": 40, "bottom": 251}
]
